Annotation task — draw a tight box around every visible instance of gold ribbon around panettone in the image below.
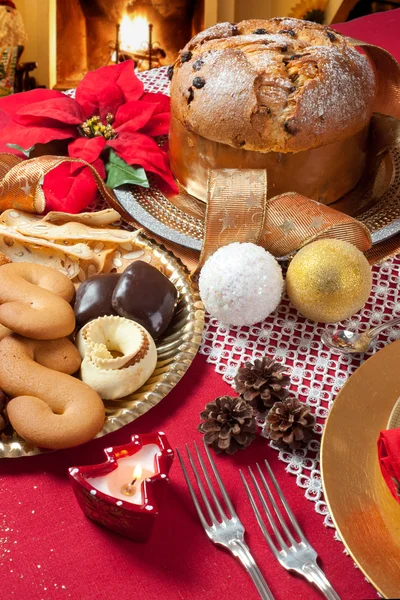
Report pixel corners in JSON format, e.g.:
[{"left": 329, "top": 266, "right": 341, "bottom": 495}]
[
  {"left": 198, "top": 169, "right": 372, "bottom": 270},
  {"left": 0, "top": 39, "right": 398, "bottom": 274}
]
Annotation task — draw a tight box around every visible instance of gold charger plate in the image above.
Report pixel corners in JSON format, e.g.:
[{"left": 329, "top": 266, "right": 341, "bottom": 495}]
[
  {"left": 0, "top": 233, "right": 205, "bottom": 458},
  {"left": 321, "top": 340, "right": 400, "bottom": 598}
]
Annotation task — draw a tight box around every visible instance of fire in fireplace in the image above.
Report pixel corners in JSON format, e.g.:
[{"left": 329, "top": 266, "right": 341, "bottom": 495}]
[
  {"left": 115, "top": 13, "right": 166, "bottom": 70},
  {"left": 120, "top": 13, "right": 149, "bottom": 52},
  {"left": 56, "top": 0, "right": 204, "bottom": 90}
]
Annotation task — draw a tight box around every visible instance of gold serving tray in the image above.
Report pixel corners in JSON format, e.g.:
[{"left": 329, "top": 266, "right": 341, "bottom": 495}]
[
  {"left": 0, "top": 233, "right": 205, "bottom": 458},
  {"left": 321, "top": 340, "right": 400, "bottom": 598}
]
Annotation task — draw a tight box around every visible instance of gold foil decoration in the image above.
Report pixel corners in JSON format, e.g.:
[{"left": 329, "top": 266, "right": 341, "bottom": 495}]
[{"left": 263, "top": 192, "right": 372, "bottom": 256}]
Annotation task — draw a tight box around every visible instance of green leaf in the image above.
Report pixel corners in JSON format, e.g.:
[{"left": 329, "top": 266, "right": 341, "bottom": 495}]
[
  {"left": 7, "top": 143, "right": 35, "bottom": 158},
  {"left": 106, "top": 149, "right": 149, "bottom": 189}
]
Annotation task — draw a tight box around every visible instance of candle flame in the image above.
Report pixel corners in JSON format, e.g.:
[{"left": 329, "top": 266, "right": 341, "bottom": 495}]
[{"left": 133, "top": 464, "right": 142, "bottom": 481}]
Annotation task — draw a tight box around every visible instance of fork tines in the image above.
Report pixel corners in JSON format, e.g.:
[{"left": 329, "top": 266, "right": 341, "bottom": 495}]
[
  {"left": 240, "top": 460, "right": 306, "bottom": 552},
  {"left": 176, "top": 440, "right": 238, "bottom": 528}
]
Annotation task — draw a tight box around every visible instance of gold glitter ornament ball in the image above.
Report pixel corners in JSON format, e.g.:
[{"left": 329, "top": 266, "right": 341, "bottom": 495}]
[{"left": 286, "top": 239, "right": 372, "bottom": 323}]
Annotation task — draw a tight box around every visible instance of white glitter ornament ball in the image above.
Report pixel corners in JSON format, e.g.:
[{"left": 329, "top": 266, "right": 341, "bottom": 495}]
[{"left": 199, "top": 242, "right": 283, "bottom": 326}]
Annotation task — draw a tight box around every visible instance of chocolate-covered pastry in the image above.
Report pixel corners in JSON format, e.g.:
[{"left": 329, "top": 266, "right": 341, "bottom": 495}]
[
  {"left": 112, "top": 261, "right": 177, "bottom": 339},
  {"left": 74, "top": 273, "right": 121, "bottom": 328}
]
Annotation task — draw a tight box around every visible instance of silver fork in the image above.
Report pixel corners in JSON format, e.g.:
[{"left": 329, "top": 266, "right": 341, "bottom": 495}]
[
  {"left": 241, "top": 461, "right": 341, "bottom": 600},
  {"left": 177, "top": 440, "right": 275, "bottom": 600}
]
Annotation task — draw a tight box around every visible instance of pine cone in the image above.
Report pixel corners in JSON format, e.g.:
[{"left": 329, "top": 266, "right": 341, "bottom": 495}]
[
  {"left": 265, "top": 397, "right": 315, "bottom": 450},
  {"left": 234, "top": 357, "right": 290, "bottom": 413},
  {"left": 198, "top": 395, "right": 257, "bottom": 454}
]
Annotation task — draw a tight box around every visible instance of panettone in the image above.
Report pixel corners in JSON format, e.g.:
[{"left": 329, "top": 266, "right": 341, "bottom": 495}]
[{"left": 169, "top": 18, "right": 376, "bottom": 205}]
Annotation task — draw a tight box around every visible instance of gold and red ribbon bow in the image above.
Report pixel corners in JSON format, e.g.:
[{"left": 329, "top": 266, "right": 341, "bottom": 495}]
[{"left": 0, "top": 154, "right": 116, "bottom": 214}]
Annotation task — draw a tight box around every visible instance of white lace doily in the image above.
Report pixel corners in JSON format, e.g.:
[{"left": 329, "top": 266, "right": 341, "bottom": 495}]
[{"left": 199, "top": 258, "right": 400, "bottom": 530}]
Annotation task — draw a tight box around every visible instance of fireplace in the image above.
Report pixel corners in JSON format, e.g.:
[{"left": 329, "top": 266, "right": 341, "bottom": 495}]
[{"left": 56, "top": 0, "right": 204, "bottom": 89}]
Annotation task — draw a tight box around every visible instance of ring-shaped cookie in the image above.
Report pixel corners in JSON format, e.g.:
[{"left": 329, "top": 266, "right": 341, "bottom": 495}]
[{"left": 76, "top": 316, "right": 157, "bottom": 400}]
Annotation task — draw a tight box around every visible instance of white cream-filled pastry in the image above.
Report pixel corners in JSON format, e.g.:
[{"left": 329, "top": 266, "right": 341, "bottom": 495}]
[{"left": 76, "top": 315, "right": 157, "bottom": 400}]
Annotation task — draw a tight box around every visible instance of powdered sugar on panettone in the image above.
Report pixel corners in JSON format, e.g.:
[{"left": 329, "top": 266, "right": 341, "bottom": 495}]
[
  {"left": 171, "top": 17, "right": 375, "bottom": 153},
  {"left": 174, "top": 47, "right": 259, "bottom": 146},
  {"left": 221, "top": 33, "right": 297, "bottom": 48},
  {"left": 281, "top": 44, "right": 375, "bottom": 147},
  {"left": 198, "top": 50, "right": 256, "bottom": 106},
  {"left": 186, "top": 21, "right": 237, "bottom": 51}
]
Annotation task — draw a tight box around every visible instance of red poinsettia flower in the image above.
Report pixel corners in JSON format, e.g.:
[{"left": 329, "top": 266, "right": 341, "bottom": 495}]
[{"left": 0, "top": 61, "right": 177, "bottom": 213}]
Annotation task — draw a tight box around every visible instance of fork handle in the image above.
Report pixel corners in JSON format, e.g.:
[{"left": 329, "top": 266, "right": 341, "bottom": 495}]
[
  {"left": 229, "top": 539, "right": 275, "bottom": 600},
  {"left": 302, "top": 562, "right": 341, "bottom": 600}
]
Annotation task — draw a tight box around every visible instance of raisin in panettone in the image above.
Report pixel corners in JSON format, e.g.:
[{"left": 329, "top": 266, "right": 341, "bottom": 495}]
[{"left": 169, "top": 18, "right": 375, "bottom": 205}]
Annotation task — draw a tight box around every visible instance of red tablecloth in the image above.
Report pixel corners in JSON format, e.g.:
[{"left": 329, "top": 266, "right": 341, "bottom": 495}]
[{"left": 1, "top": 10, "right": 399, "bottom": 600}]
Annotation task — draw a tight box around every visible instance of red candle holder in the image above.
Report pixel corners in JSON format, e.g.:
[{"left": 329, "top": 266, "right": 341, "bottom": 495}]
[{"left": 69, "top": 432, "right": 174, "bottom": 542}]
